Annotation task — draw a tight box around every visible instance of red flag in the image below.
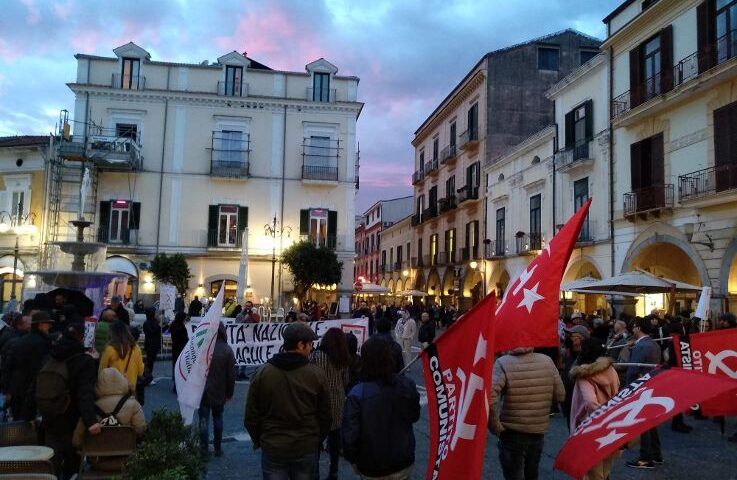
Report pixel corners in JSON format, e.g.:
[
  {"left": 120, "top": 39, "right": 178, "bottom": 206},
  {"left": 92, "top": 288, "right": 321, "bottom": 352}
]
[
  {"left": 674, "top": 328, "right": 737, "bottom": 416},
  {"left": 554, "top": 368, "right": 737, "bottom": 479},
  {"left": 493, "top": 198, "right": 592, "bottom": 352},
  {"left": 422, "top": 294, "right": 495, "bottom": 480}
]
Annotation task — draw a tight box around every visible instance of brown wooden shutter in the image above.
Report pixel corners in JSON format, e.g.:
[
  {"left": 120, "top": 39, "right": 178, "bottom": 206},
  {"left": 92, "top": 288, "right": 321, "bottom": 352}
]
[
  {"left": 714, "top": 104, "right": 732, "bottom": 171},
  {"left": 630, "top": 46, "right": 643, "bottom": 108},
  {"left": 697, "top": 0, "right": 717, "bottom": 73},
  {"left": 651, "top": 133, "right": 665, "bottom": 185},
  {"left": 630, "top": 140, "right": 643, "bottom": 190},
  {"left": 660, "top": 26, "right": 674, "bottom": 93},
  {"left": 584, "top": 100, "right": 593, "bottom": 140}
]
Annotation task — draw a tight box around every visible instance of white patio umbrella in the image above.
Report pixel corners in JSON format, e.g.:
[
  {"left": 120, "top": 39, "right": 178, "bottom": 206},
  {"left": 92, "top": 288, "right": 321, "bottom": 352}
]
[
  {"left": 562, "top": 270, "right": 701, "bottom": 294},
  {"left": 398, "top": 289, "right": 428, "bottom": 297},
  {"left": 356, "top": 282, "right": 390, "bottom": 294}
]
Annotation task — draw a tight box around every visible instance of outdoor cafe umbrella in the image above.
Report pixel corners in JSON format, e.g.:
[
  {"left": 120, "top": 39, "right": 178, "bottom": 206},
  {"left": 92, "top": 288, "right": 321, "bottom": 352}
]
[
  {"left": 562, "top": 270, "right": 701, "bottom": 294},
  {"left": 355, "top": 282, "right": 390, "bottom": 294},
  {"left": 398, "top": 289, "right": 428, "bottom": 297}
]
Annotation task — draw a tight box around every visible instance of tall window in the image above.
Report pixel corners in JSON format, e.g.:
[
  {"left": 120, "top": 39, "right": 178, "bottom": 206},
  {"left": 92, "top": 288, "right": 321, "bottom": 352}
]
[
  {"left": 10, "top": 191, "right": 24, "bottom": 219},
  {"left": 630, "top": 133, "right": 665, "bottom": 211},
  {"left": 465, "top": 221, "right": 478, "bottom": 260},
  {"left": 530, "top": 195, "right": 542, "bottom": 250},
  {"left": 419, "top": 151, "right": 425, "bottom": 171},
  {"left": 109, "top": 200, "right": 130, "bottom": 243},
  {"left": 406, "top": 242, "right": 411, "bottom": 264},
  {"left": 417, "top": 238, "right": 423, "bottom": 265},
  {"left": 218, "top": 205, "right": 239, "bottom": 246},
  {"left": 538, "top": 47, "right": 560, "bottom": 71},
  {"left": 495, "top": 208, "right": 506, "bottom": 255},
  {"left": 390, "top": 248, "right": 394, "bottom": 268},
  {"left": 467, "top": 103, "right": 479, "bottom": 140},
  {"left": 306, "top": 136, "right": 332, "bottom": 167},
  {"left": 116, "top": 123, "right": 138, "bottom": 140},
  {"left": 416, "top": 194, "right": 425, "bottom": 215},
  {"left": 433, "top": 138, "right": 439, "bottom": 161},
  {"left": 121, "top": 58, "right": 140, "bottom": 90},
  {"left": 565, "top": 101, "right": 592, "bottom": 160},
  {"left": 313, "top": 72, "right": 330, "bottom": 101},
  {"left": 450, "top": 122, "right": 456, "bottom": 149},
  {"left": 643, "top": 35, "right": 662, "bottom": 98},
  {"left": 445, "top": 229, "right": 456, "bottom": 263},
  {"left": 429, "top": 185, "right": 438, "bottom": 213},
  {"left": 430, "top": 234, "right": 438, "bottom": 265},
  {"left": 397, "top": 245, "right": 403, "bottom": 266},
  {"left": 574, "top": 178, "right": 590, "bottom": 241},
  {"left": 216, "top": 130, "right": 244, "bottom": 164},
  {"left": 717, "top": 0, "right": 737, "bottom": 62},
  {"left": 446, "top": 175, "right": 456, "bottom": 199},
  {"left": 225, "top": 65, "right": 243, "bottom": 96},
  {"left": 309, "top": 208, "right": 328, "bottom": 247},
  {"left": 381, "top": 250, "right": 386, "bottom": 269}
]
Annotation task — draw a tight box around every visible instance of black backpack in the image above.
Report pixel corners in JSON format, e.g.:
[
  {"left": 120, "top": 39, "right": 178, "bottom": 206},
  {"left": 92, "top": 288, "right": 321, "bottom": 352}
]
[
  {"left": 35, "top": 354, "right": 82, "bottom": 417},
  {"left": 96, "top": 394, "right": 131, "bottom": 427}
]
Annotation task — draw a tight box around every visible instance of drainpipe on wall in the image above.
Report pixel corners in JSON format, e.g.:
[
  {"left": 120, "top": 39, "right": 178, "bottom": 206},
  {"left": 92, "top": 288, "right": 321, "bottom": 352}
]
[
  {"left": 277, "top": 94, "right": 288, "bottom": 308},
  {"left": 608, "top": 47, "right": 616, "bottom": 277},
  {"left": 552, "top": 103, "right": 558, "bottom": 235},
  {"left": 155, "top": 66, "right": 172, "bottom": 254}
]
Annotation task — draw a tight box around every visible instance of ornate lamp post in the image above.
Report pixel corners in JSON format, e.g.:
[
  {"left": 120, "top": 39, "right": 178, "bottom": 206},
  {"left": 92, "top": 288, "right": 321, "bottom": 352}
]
[
  {"left": 264, "top": 216, "right": 291, "bottom": 307},
  {"left": 0, "top": 200, "right": 38, "bottom": 304}
]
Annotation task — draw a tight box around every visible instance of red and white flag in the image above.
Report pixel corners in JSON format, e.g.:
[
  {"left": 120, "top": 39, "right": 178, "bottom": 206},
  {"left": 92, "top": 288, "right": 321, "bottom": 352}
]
[
  {"left": 674, "top": 328, "right": 737, "bottom": 416},
  {"left": 493, "top": 198, "right": 592, "bottom": 352},
  {"left": 554, "top": 368, "right": 737, "bottom": 479},
  {"left": 422, "top": 294, "right": 495, "bottom": 480}
]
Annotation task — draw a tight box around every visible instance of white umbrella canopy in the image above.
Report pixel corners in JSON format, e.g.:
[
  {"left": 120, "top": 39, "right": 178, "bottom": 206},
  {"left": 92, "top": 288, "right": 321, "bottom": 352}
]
[
  {"left": 564, "top": 270, "right": 701, "bottom": 294},
  {"left": 356, "top": 282, "right": 390, "bottom": 294},
  {"left": 398, "top": 289, "right": 428, "bottom": 297},
  {"left": 560, "top": 276, "right": 601, "bottom": 291}
]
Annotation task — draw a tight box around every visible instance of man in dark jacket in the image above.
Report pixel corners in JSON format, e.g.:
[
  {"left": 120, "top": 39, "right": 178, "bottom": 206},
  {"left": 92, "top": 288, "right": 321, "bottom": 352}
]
[
  {"left": 199, "top": 322, "right": 236, "bottom": 457},
  {"left": 3, "top": 311, "right": 53, "bottom": 420},
  {"left": 43, "top": 323, "right": 101, "bottom": 479},
  {"left": 245, "top": 322, "right": 330, "bottom": 478},
  {"left": 353, "top": 301, "right": 374, "bottom": 335},
  {"left": 142, "top": 308, "right": 162, "bottom": 380},
  {"left": 626, "top": 317, "right": 663, "bottom": 469},
  {"left": 188, "top": 295, "right": 203, "bottom": 317},
  {"left": 417, "top": 311, "right": 436, "bottom": 348},
  {"left": 373, "top": 316, "right": 405, "bottom": 373},
  {"left": 109, "top": 296, "right": 130, "bottom": 325}
]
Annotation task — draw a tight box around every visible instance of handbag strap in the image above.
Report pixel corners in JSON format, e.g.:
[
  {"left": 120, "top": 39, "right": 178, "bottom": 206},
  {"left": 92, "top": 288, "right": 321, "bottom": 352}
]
[{"left": 124, "top": 347, "right": 132, "bottom": 372}]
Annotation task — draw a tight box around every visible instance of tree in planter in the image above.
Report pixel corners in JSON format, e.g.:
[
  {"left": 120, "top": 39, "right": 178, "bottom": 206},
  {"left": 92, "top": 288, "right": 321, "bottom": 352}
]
[
  {"left": 149, "top": 253, "right": 192, "bottom": 295},
  {"left": 281, "top": 241, "right": 343, "bottom": 301},
  {"left": 121, "top": 409, "right": 205, "bottom": 480}
]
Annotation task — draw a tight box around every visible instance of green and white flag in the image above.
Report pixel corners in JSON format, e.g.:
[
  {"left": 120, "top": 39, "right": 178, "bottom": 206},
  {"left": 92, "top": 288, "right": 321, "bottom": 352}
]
[{"left": 175, "top": 286, "right": 224, "bottom": 424}]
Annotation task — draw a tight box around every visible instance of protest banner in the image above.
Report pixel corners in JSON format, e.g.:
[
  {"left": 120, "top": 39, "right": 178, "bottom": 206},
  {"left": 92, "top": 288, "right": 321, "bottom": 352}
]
[
  {"left": 190, "top": 318, "right": 369, "bottom": 367},
  {"left": 84, "top": 320, "right": 96, "bottom": 350}
]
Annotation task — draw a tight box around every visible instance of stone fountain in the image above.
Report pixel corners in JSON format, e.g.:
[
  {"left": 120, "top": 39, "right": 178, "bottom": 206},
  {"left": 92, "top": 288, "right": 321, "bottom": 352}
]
[{"left": 25, "top": 168, "right": 126, "bottom": 315}]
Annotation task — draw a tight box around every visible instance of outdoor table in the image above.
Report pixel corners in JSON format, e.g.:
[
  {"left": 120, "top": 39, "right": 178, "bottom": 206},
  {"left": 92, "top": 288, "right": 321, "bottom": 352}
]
[{"left": 0, "top": 445, "right": 54, "bottom": 461}]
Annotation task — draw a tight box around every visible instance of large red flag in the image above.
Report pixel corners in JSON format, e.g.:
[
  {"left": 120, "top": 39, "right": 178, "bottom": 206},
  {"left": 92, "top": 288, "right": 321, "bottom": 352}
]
[
  {"left": 554, "top": 368, "right": 737, "bottom": 479},
  {"left": 673, "top": 328, "right": 737, "bottom": 416},
  {"left": 493, "top": 198, "right": 592, "bottom": 352},
  {"left": 421, "top": 294, "right": 495, "bottom": 480}
]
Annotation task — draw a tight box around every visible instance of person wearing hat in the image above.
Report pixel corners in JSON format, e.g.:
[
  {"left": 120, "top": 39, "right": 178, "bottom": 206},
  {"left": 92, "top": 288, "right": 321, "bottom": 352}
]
[
  {"left": 2, "top": 310, "right": 54, "bottom": 420},
  {"left": 245, "top": 321, "right": 331, "bottom": 478},
  {"left": 560, "top": 325, "right": 590, "bottom": 423}
]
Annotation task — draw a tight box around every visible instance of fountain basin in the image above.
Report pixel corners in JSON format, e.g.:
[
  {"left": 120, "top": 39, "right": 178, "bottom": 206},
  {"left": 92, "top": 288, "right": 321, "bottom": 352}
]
[
  {"left": 25, "top": 271, "right": 126, "bottom": 290},
  {"left": 52, "top": 241, "right": 107, "bottom": 256}
]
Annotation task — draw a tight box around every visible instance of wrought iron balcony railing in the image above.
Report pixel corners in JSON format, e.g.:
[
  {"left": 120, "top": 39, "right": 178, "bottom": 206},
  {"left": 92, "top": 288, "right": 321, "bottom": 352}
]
[
  {"left": 623, "top": 184, "right": 674, "bottom": 218},
  {"left": 679, "top": 164, "right": 737, "bottom": 201},
  {"left": 441, "top": 144, "right": 457, "bottom": 164},
  {"left": 459, "top": 128, "right": 479, "bottom": 150},
  {"left": 457, "top": 185, "right": 479, "bottom": 204},
  {"left": 484, "top": 240, "right": 506, "bottom": 258},
  {"left": 438, "top": 196, "right": 457, "bottom": 213}
]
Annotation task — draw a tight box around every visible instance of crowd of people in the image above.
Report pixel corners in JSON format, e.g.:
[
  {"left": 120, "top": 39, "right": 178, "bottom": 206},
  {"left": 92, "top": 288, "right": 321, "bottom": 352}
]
[{"left": 490, "top": 308, "right": 737, "bottom": 480}]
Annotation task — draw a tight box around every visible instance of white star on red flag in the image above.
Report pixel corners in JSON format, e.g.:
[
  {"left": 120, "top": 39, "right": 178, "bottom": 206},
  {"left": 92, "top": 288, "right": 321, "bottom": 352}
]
[{"left": 517, "top": 282, "right": 544, "bottom": 314}]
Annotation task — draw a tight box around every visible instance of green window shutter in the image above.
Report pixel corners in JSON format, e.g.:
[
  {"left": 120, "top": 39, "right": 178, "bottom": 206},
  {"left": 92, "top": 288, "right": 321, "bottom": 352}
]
[
  {"left": 328, "top": 210, "right": 338, "bottom": 249},
  {"left": 584, "top": 101, "right": 593, "bottom": 140},
  {"left": 98, "top": 201, "right": 111, "bottom": 242},
  {"left": 237, "top": 206, "right": 248, "bottom": 247},
  {"left": 130, "top": 202, "right": 141, "bottom": 230},
  {"left": 208, "top": 205, "right": 219, "bottom": 247},
  {"left": 300, "top": 209, "right": 309, "bottom": 237}
]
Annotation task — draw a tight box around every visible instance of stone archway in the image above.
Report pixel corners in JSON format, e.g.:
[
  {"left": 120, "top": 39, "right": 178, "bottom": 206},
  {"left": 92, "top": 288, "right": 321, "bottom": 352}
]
[
  {"left": 414, "top": 270, "right": 425, "bottom": 291},
  {"left": 564, "top": 256, "right": 604, "bottom": 315},
  {"left": 427, "top": 268, "right": 441, "bottom": 301},
  {"left": 489, "top": 266, "right": 510, "bottom": 301},
  {"left": 462, "top": 268, "right": 483, "bottom": 309},
  {"left": 720, "top": 237, "right": 737, "bottom": 310},
  {"left": 442, "top": 268, "right": 456, "bottom": 298}
]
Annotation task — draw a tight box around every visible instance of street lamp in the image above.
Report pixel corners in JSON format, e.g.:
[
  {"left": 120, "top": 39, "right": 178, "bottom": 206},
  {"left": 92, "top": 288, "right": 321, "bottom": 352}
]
[
  {"left": 0, "top": 201, "right": 38, "bottom": 305},
  {"left": 264, "top": 216, "right": 291, "bottom": 308},
  {"left": 470, "top": 259, "right": 487, "bottom": 303}
]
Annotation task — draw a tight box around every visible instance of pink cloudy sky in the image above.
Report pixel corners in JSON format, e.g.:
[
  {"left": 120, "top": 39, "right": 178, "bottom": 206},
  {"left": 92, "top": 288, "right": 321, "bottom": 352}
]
[{"left": 0, "top": 0, "right": 620, "bottom": 212}]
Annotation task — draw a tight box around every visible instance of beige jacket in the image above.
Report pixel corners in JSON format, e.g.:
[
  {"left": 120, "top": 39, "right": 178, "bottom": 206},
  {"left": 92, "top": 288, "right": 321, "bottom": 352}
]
[
  {"left": 489, "top": 348, "right": 565, "bottom": 435},
  {"left": 73, "top": 368, "right": 146, "bottom": 446}
]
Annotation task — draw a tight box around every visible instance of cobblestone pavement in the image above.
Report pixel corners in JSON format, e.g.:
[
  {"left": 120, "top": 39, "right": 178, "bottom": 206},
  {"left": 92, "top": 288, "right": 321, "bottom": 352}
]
[{"left": 146, "top": 361, "right": 737, "bottom": 479}]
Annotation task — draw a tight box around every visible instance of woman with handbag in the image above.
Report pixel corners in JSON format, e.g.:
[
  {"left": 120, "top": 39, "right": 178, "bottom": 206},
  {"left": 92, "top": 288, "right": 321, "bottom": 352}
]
[{"left": 99, "top": 322, "right": 145, "bottom": 402}]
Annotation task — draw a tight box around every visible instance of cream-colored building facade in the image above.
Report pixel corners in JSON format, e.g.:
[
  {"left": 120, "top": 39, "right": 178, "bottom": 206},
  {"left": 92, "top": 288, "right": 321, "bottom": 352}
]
[
  {"left": 377, "top": 214, "right": 414, "bottom": 301},
  {"left": 58, "top": 42, "right": 362, "bottom": 310},
  {"left": 605, "top": 0, "right": 737, "bottom": 314}
]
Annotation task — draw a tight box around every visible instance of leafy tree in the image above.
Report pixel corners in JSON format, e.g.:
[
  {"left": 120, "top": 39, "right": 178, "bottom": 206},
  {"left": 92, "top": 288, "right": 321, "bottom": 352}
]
[
  {"left": 281, "top": 241, "right": 343, "bottom": 300},
  {"left": 149, "top": 252, "right": 191, "bottom": 294}
]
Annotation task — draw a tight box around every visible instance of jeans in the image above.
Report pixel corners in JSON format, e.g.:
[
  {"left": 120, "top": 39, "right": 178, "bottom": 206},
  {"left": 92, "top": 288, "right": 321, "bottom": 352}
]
[
  {"left": 498, "top": 430, "right": 544, "bottom": 480},
  {"left": 198, "top": 400, "right": 225, "bottom": 452},
  {"left": 262, "top": 451, "right": 317, "bottom": 480},
  {"left": 640, "top": 426, "right": 662, "bottom": 462},
  {"left": 314, "top": 429, "right": 340, "bottom": 479}
]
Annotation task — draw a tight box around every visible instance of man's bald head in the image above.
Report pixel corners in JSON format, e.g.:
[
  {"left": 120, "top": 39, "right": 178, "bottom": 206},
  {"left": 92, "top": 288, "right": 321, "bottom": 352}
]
[{"left": 101, "top": 309, "right": 118, "bottom": 323}]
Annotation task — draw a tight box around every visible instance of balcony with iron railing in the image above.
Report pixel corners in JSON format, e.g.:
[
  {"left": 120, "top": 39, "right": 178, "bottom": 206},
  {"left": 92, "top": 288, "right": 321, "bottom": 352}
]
[
  {"left": 411, "top": 256, "right": 421, "bottom": 267},
  {"left": 217, "top": 81, "right": 249, "bottom": 97},
  {"left": 96, "top": 227, "right": 138, "bottom": 246},
  {"left": 307, "top": 87, "right": 337, "bottom": 103},
  {"left": 86, "top": 127, "right": 142, "bottom": 170},
  {"left": 555, "top": 139, "right": 592, "bottom": 171},
  {"left": 302, "top": 138, "right": 340, "bottom": 182},
  {"left": 612, "top": 30, "right": 737, "bottom": 121},
  {"left": 411, "top": 213, "right": 422, "bottom": 226},
  {"left": 441, "top": 144, "right": 457, "bottom": 164},
  {"left": 461, "top": 245, "right": 479, "bottom": 262},
  {"left": 438, "top": 250, "right": 456, "bottom": 265},
  {"left": 459, "top": 128, "right": 479, "bottom": 150},
  {"left": 210, "top": 132, "right": 250, "bottom": 178},
  {"left": 515, "top": 232, "right": 543, "bottom": 255},
  {"left": 679, "top": 164, "right": 737, "bottom": 202},
  {"left": 207, "top": 229, "right": 244, "bottom": 249},
  {"left": 394, "top": 260, "right": 403, "bottom": 271},
  {"left": 438, "top": 196, "right": 457, "bottom": 214},
  {"left": 412, "top": 169, "right": 425, "bottom": 185},
  {"left": 298, "top": 234, "right": 338, "bottom": 249},
  {"left": 457, "top": 185, "right": 479, "bottom": 204},
  {"left": 624, "top": 184, "right": 674, "bottom": 219},
  {"left": 112, "top": 73, "right": 145, "bottom": 90},
  {"left": 421, "top": 205, "right": 438, "bottom": 223},
  {"left": 484, "top": 240, "right": 506, "bottom": 258},
  {"left": 425, "top": 158, "right": 439, "bottom": 176}
]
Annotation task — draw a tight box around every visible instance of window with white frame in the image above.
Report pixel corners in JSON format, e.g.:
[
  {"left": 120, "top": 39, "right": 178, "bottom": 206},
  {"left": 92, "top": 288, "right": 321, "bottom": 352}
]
[
  {"left": 109, "top": 200, "right": 130, "bottom": 243},
  {"left": 218, "top": 205, "right": 239, "bottom": 246}
]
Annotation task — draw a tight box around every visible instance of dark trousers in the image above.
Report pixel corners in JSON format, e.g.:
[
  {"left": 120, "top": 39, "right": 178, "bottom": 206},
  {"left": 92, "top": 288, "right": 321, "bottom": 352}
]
[
  {"left": 262, "top": 451, "right": 317, "bottom": 480},
  {"left": 45, "top": 428, "right": 78, "bottom": 480},
  {"left": 145, "top": 349, "right": 158, "bottom": 374},
  {"left": 314, "top": 429, "right": 340, "bottom": 479},
  {"left": 199, "top": 400, "right": 225, "bottom": 452},
  {"left": 640, "top": 426, "right": 662, "bottom": 462},
  {"left": 498, "top": 430, "right": 544, "bottom": 480}
]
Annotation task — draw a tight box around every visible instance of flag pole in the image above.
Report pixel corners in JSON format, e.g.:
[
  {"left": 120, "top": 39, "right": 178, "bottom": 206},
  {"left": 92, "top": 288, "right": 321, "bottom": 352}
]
[
  {"left": 400, "top": 351, "right": 423, "bottom": 375},
  {"left": 613, "top": 362, "right": 659, "bottom": 368}
]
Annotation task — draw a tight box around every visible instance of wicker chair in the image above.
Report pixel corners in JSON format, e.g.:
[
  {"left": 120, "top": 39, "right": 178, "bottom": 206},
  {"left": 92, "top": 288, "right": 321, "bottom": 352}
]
[
  {"left": 0, "top": 421, "right": 40, "bottom": 447},
  {"left": 0, "top": 460, "right": 55, "bottom": 475},
  {"left": 0, "top": 475, "right": 57, "bottom": 479},
  {"left": 78, "top": 426, "right": 137, "bottom": 479}
]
